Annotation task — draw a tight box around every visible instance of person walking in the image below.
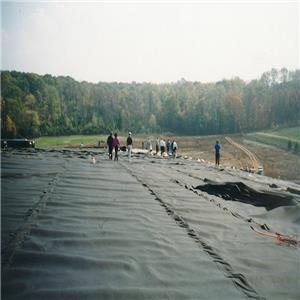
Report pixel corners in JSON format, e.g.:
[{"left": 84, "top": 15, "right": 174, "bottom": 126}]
[
  {"left": 127, "top": 132, "right": 133, "bottom": 160},
  {"left": 107, "top": 132, "right": 114, "bottom": 160},
  {"left": 214, "top": 140, "right": 221, "bottom": 166},
  {"left": 156, "top": 138, "right": 159, "bottom": 154},
  {"left": 113, "top": 133, "right": 120, "bottom": 161}
]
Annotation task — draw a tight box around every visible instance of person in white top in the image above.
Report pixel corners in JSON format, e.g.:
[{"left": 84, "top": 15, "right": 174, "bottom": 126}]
[
  {"left": 159, "top": 139, "right": 166, "bottom": 155},
  {"left": 171, "top": 140, "right": 178, "bottom": 158}
]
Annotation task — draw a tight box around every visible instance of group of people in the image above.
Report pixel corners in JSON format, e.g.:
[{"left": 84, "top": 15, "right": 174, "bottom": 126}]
[
  {"left": 106, "top": 132, "right": 133, "bottom": 161},
  {"left": 156, "top": 138, "right": 178, "bottom": 158},
  {"left": 106, "top": 132, "right": 221, "bottom": 166}
]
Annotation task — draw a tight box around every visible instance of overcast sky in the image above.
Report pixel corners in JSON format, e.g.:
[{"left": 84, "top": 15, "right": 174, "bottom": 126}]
[{"left": 1, "top": 0, "right": 299, "bottom": 83}]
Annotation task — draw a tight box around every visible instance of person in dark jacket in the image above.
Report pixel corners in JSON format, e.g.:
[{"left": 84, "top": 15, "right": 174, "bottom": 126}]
[
  {"left": 107, "top": 133, "right": 114, "bottom": 160},
  {"left": 214, "top": 140, "right": 221, "bottom": 166},
  {"left": 166, "top": 140, "right": 171, "bottom": 155},
  {"left": 127, "top": 132, "right": 133, "bottom": 160}
]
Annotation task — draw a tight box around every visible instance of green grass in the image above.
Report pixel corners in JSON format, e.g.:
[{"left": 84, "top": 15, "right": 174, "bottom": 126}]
[
  {"left": 263, "top": 127, "right": 300, "bottom": 141},
  {"left": 36, "top": 135, "right": 108, "bottom": 148},
  {"left": 35, "top": 128, "right": 300, "bottom": 150},
  {"left": 35, "top": 133, "right": 161, "bottom": 148},
  {"left": 246, "top": 127, "right": 300, "bottom": 153}
]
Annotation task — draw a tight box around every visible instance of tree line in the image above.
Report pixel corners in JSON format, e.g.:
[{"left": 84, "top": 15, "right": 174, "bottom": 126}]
[{"left": 1, "top": 68, "right": 299, "bottom": 138}]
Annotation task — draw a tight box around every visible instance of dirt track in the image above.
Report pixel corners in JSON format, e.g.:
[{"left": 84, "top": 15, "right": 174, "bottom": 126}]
[
  {"left": 133, "top": 134, "right": 299, "bottom": 183},
  {"left": 225, "top": 137, "right": 261, "bottom": 169}
]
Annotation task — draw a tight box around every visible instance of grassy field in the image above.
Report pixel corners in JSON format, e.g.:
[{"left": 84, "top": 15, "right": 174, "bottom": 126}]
[
  {"left": 33, "top": 131, "right": 300, "bottom": 182},
  {"left": 36, "top": 128, "right": 300, "bottom": 150},
  {"left": 35, "top": 134, "right": 157, "bottom": 148},
  {"left": 265, "top": 127, "right": 300, "bottom": 140},
  {"left": 246, "top": 127, "right": 300, "bottom": 152},
  {"left": 36, "top": 135, "right": 108, "bottom": 148}
]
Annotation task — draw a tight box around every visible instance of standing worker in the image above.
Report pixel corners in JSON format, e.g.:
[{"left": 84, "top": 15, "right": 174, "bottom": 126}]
[
  {"left": 166, "top": 139, "right": 171, "bottom": 155},
  {"left": 160, "top": 138, "right": 166, "bottom": 156},
  {"left": 214, "top": 140, "right": 221, "bottom": 166},
  {"left": 127, "top": 132, "right": 133, "bottom": 160},
  {"left": 113, "top": 133, "right": 120, "bottom": 161},
  {"left": 171, "top": 140, "right": 178, "bottom": 158},
  {"left": 107, "top": 132, "right": 114, "bottom": 160}
]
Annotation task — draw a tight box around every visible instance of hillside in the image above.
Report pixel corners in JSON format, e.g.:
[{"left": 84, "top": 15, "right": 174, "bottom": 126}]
[{"left": 2, "top": 69, "right": 300, "bottom": 138}]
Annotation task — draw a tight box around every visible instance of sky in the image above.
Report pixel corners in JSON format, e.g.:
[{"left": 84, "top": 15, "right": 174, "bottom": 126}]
[{"left": 1, "top": 0, "right": 299, "bottom": 83}]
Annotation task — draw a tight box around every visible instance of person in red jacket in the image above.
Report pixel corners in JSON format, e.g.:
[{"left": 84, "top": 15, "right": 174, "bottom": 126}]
[{"left": 113, "top": 133, "right": 120, "bottom": 161}]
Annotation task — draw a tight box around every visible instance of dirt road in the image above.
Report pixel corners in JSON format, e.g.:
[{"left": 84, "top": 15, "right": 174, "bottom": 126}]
[{"left": 225, "top": 137, "right": 261, "bottom": 170}]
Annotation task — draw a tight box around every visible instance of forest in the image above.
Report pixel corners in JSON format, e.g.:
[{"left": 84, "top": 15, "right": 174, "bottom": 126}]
[{"left": 1, "top": 68, "right": 299, "bottom": 138}]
